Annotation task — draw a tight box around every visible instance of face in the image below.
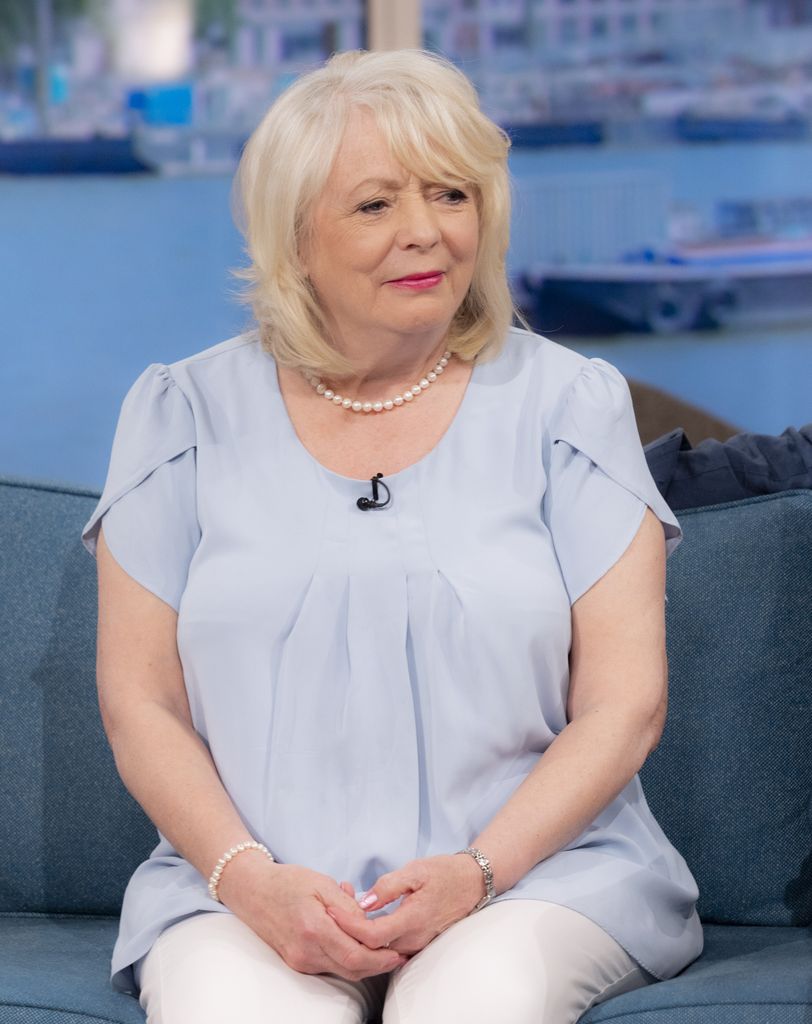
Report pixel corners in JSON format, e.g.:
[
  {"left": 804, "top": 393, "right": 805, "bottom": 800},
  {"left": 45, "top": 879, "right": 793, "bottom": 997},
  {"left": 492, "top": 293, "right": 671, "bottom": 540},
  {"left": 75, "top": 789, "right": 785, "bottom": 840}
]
[{"left": 300, "top": 108, "right": 480, "bottom": 352}]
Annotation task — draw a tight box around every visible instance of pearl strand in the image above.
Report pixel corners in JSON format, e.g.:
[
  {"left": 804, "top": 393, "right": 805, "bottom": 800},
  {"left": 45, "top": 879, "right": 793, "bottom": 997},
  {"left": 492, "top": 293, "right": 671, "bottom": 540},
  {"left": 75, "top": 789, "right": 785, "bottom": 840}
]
[
  {"left": 302, "top": 350, "right": 453, "bottom": 413},
  {"left": 208, "top": 841, "right": 275, "bottom": 903}
]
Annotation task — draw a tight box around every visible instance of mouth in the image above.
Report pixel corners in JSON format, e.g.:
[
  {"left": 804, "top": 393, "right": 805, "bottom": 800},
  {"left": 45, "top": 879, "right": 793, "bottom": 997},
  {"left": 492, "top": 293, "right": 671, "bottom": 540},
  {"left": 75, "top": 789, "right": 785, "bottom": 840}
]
[{"left": 388, "top": 270, "right": 445, "bottom": 289}]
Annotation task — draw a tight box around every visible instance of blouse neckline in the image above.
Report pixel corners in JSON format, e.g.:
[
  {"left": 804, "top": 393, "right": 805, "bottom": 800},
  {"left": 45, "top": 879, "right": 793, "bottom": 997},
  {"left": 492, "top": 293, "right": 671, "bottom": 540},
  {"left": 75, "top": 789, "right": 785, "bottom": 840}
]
[{"left": 269, "top": 350, "right": 481, "bottom": 486}]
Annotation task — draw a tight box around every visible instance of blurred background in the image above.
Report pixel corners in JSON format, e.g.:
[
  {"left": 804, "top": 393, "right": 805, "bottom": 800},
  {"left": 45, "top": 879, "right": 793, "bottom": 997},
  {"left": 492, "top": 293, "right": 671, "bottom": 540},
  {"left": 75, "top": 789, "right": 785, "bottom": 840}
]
[{"left": 1, "top": 0, "right": 810, "bottom": 488}]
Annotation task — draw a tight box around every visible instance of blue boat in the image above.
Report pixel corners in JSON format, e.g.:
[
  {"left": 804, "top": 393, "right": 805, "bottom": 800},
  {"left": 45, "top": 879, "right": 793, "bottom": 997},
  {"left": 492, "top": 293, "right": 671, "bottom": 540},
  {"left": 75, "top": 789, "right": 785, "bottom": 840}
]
[
  {"left": 674, "top": 112, "right": 809, "bottom": 143},
  {"left": 0, "top": 135, "right": 152, "bottom": 175},
  {"left": 518, "top": 199, "right": 812, "bottom": 335},
  {"left": 502, "top": 120, "right": 604, "bottom": 148}
]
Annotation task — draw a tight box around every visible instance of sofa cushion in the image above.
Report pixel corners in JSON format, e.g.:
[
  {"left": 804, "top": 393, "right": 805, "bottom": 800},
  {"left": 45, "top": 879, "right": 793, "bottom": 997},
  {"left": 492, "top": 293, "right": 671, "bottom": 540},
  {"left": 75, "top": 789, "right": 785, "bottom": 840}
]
[
  {"left": 0, "top": 477, "right": 156, "bottom": 915},
  {"left": 581, "top": 924, "right": 812, "bottom": 1023},
  {"left": 2, "top": 918, "right": 808, "bottom": 1024},
  {"left": 641, "top": 490, "right": 812, "bottom": 926},
  {"left": 0, "top": 915, "right": 144, "bottom": 1023}
]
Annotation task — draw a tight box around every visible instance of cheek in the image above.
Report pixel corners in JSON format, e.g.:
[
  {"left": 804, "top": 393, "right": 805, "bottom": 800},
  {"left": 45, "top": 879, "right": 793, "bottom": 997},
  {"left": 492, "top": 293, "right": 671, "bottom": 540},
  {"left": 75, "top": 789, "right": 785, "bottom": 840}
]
[
  {"left": 453, "top": 216, "right": 480, "bottom": 262},
  {"left": 349, "top": 228, "right": 394, "bottom": 272},
  {"left": 313, "top": 223, "right": 384, "bottom": 281}
]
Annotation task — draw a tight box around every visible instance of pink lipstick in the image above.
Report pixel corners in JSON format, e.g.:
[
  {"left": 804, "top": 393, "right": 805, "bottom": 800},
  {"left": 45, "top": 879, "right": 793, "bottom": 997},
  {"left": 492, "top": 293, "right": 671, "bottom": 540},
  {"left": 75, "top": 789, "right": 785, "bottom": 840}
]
[{"left": 388, "top": 271, "right": 445, "bottom": 291}]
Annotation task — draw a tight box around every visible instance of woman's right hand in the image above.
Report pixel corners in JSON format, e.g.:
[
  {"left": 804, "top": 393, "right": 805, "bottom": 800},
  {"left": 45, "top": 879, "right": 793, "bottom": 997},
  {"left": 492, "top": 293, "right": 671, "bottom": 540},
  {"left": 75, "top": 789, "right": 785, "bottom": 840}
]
[{"left": 217, "top": 853, "right": 408, "bottom": 982}]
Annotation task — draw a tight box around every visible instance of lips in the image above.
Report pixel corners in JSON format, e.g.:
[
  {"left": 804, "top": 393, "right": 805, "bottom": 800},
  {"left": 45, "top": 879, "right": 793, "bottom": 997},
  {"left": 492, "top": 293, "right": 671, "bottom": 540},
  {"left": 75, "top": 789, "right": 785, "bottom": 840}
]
[{"left": 389, "top": 270, "right": 444, "bottom": 283}]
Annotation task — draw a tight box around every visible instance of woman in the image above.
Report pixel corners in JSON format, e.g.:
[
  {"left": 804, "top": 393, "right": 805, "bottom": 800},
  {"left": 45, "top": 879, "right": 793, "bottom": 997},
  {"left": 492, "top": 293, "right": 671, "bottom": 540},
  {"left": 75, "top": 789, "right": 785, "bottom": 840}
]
[{"left": 82, "top": 49, "right": 703, "bottom": 1023}]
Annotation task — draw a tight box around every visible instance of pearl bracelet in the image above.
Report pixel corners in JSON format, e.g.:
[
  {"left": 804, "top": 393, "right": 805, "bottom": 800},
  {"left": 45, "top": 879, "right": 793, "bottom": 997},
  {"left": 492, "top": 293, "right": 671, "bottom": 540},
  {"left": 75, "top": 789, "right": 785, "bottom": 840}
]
[{"left": 208, "top": 841, "right": 275, "bottom": 903}]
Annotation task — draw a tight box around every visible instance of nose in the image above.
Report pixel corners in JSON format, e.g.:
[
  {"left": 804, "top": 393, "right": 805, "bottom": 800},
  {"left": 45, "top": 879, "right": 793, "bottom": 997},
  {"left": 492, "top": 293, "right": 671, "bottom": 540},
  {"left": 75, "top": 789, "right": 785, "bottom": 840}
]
[{"left": 395, "top": 195, "right": 441, "bottom": 250}]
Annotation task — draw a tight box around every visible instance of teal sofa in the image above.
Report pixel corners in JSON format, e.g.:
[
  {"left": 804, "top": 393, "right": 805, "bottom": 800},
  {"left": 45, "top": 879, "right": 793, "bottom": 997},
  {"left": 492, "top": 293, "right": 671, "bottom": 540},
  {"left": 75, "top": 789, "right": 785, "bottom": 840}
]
[{"left": 1, "top": 474, "right": 810, "bottom": 1023}]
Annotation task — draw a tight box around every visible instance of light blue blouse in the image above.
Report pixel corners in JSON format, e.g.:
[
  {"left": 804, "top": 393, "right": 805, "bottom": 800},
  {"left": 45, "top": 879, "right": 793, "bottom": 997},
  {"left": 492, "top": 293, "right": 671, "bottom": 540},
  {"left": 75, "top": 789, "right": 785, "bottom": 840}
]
[{"left": 81, "top": 326, "right": 703, "bottom": 996}]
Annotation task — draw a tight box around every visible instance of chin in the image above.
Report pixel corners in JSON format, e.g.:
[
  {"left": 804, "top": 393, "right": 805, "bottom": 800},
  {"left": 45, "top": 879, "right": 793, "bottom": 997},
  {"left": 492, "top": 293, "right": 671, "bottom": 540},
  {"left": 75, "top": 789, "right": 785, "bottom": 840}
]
[
  {"left": 395, "top": 320, "right": 453, "bottom": 339},
  {"left": 393, "top": 307, "right": 458, "bottom": 335}
]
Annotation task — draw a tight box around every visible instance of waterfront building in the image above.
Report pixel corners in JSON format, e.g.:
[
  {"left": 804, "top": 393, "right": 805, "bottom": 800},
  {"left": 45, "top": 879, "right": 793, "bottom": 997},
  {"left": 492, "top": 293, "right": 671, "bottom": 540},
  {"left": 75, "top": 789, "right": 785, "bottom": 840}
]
[
  {"left": 2, "top": 0, "right": 809, "bottom": 146},
  {"left": 422, "top": 0, "right": 769, "bottom": 122},
  {"left": 424, "top": 0, "right": 755, "bottom": 62},
  {"left": 233, "top": 0, "right": 363, "bottom": 71}
]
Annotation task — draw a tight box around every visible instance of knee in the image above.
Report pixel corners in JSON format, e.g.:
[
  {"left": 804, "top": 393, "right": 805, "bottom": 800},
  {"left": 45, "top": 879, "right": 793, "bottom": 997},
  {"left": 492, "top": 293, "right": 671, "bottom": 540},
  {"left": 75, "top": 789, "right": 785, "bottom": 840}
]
[
  {"left": 382, "top": 933, "right": 559, "bottom": 1024},
  {"left": 381, "top": 900, "right": 632, "bottom": 1024},
  {"left": 138, "top": 912, "right": 370, "bottom": 1024},
  {"left": 384, "top": 966, "right": 551, "bottom": 1024}
]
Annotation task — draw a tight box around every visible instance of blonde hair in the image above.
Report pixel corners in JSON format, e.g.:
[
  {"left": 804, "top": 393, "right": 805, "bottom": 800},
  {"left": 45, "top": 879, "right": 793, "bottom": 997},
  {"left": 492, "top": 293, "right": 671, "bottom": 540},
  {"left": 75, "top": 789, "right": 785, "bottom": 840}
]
[{"left": 231, "top": 48, "right": 518, "bottom": 380}]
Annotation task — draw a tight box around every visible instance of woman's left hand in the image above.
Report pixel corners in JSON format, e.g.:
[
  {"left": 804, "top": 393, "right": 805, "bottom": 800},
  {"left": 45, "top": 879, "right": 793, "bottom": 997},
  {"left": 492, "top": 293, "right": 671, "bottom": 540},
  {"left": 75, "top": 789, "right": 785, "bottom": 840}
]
[{"left": 327, "top": 854, "right": 486, "bottom": 958}]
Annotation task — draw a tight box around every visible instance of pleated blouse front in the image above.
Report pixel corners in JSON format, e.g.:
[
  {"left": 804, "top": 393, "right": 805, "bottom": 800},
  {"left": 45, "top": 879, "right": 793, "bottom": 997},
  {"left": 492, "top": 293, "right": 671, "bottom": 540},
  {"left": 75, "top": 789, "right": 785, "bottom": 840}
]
[{"left": 81, "top": 326, "right": 703, "bottom": 996}]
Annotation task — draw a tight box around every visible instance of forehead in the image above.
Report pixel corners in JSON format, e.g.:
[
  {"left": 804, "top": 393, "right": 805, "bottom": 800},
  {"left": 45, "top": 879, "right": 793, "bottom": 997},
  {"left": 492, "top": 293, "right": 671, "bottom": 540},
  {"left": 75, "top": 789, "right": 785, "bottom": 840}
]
[
  {"left": 325, "top": 110, "right": 405, "bottom": 193},
  {"left": 324, "top": 107, "right": 468, "bottom": 197}
]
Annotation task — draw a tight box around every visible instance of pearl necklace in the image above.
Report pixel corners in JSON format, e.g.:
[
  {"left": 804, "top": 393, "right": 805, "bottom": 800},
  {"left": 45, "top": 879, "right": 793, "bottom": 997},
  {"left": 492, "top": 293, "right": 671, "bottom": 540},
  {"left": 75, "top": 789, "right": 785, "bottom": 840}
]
[{"left": 303, "top": 350, "right": 453, "bottom": 413}]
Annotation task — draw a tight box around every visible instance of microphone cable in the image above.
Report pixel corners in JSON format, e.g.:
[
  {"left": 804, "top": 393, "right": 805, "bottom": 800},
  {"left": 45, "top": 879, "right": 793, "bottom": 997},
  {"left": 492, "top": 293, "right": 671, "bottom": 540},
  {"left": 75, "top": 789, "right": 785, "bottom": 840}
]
[{"left": 357, "top": 472, "right": 392, "bottom": 510}]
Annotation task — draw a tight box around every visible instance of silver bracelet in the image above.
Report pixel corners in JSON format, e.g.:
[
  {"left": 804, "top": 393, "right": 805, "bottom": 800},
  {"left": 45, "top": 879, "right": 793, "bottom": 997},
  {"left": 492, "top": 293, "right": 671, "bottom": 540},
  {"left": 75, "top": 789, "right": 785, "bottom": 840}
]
[
  {"left": 208, "top": 841, "right": 275, "bottom": 902},
  {"left": 456, "top": 846, "right": 496, "bottom": 911}
]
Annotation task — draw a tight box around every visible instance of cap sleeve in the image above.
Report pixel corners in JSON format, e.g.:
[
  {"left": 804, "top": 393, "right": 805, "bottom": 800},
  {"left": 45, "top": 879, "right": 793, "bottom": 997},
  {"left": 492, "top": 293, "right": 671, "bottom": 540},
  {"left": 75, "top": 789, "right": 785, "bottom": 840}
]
[
  {"left": 543, "top": 357, "right": 682, "bottom": 606},
  {"left": 81, "top": 363, "right": 199, "bottom": 612}
]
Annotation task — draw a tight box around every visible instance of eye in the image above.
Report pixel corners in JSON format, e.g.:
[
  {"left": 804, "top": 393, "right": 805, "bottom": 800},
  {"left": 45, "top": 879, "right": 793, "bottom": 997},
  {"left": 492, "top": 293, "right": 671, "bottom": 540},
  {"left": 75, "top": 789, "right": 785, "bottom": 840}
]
[
  {"left": 358, "top": 199, "right": 389, "bottom": 214},
  {"left": 440, "top": 188, "right": 469, "bottom": 204}
]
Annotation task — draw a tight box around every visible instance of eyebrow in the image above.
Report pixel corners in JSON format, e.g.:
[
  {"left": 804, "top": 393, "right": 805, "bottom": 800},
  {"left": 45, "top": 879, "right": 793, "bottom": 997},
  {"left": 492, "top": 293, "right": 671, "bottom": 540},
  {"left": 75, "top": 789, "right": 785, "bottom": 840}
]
[{"left": 348, "top": 176, "right": 408, "bottom": 196}]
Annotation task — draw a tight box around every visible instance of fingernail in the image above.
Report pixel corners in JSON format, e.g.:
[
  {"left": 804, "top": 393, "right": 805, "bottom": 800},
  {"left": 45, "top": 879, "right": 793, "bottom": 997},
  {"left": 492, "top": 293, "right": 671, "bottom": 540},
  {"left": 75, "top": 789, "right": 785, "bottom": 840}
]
[{"left": 358, "top": 892, "right": 378, "bottom": 909}]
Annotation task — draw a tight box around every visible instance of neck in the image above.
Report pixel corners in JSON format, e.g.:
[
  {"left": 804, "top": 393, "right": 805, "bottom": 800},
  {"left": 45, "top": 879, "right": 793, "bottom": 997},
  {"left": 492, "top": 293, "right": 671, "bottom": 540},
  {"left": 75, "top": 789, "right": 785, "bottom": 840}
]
[{"left": 325, "top": 325, "right": 452, "bottom": 400}]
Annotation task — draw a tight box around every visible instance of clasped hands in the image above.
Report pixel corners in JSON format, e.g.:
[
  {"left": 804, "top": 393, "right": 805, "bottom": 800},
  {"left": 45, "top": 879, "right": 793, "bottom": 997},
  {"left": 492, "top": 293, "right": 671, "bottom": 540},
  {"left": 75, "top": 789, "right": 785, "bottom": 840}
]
[
  {"left": 328, "top": 852, "right": 486, "bottom": 963},
  {"left": 223, "top": 850, "right": 487, "bottom": 983}
]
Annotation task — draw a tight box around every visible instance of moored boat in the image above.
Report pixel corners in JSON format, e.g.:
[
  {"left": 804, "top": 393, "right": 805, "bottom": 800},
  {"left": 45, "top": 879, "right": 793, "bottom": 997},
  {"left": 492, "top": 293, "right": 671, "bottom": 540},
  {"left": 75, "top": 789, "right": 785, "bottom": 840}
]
[
  {"left": 0, "top": 134, "right": 151, "bottom": 175},
  {"left": 518, "top": 233, "right": 812, "bottom": 335}
]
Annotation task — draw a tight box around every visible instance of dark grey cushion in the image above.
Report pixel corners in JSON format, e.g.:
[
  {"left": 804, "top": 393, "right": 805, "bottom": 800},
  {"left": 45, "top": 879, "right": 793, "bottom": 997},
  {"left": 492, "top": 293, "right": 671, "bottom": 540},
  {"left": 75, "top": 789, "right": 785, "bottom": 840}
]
[
  {"left": 641, "top": 490, "right": 812, "bottom": 927},
  {"left": 0, "top": 477, "right": 155, "bottom": 915}
]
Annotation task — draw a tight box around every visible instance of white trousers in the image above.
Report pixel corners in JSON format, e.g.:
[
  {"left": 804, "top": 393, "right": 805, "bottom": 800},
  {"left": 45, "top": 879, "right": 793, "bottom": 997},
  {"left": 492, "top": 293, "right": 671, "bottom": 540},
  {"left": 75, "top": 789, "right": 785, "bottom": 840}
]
[{"left": 137, "top": 900, "right": 654, "bottom": 1024}]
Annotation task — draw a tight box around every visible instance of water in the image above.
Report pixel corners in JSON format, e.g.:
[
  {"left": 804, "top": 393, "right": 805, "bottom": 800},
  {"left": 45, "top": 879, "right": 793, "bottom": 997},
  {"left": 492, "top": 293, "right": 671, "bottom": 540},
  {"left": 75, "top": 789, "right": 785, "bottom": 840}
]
[
  {"left": 1, "top": 175, "right": 248, "bottom": 487},
  {"left": 564, "top": 323, "right": 812, "bottom": 438},
  {"left": 510, "top": 140, "right": 812, "bottom": 222},
  {"left": 1, "top": 140, "right": 810, "bottom": 488}
]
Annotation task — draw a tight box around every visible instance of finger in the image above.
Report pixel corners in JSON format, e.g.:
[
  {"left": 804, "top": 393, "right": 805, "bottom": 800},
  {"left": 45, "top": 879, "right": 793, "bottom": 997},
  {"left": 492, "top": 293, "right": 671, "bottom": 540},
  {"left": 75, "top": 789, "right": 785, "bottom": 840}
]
[
  {"left": 327, "top": 898, "right": 426, "bottom": 953},
  {"left": 319, "top": 921, "right": 406, "bottom": 978},
  {"left": 349, "top": 891, "right": 435, "bottom": 954},
  {"left": 358, "top": 867, "right": 420, "bottom": 911},
  {"left": 322, "top": 940, "right": 405, "bottom": 979},
  {"left": 326, "top": 904, "right": 397, "bottom": 949},
  {"left": 321, "top": 881, "right": 370, "bottom": 920}
]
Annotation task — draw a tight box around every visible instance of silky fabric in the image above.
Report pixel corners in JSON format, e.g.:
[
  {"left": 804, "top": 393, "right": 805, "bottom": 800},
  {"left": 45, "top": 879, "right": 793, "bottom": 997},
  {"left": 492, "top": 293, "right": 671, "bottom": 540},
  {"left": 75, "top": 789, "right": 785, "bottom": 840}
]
[
  {"left": 136, "top": 900, "right": 655, "bottom": 1024},
  {"left": 644, "top": 424, "right": 812, "bottom": 511},
  {"left": 80, "top": 326, "right": 703, "bottom": 996}
]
